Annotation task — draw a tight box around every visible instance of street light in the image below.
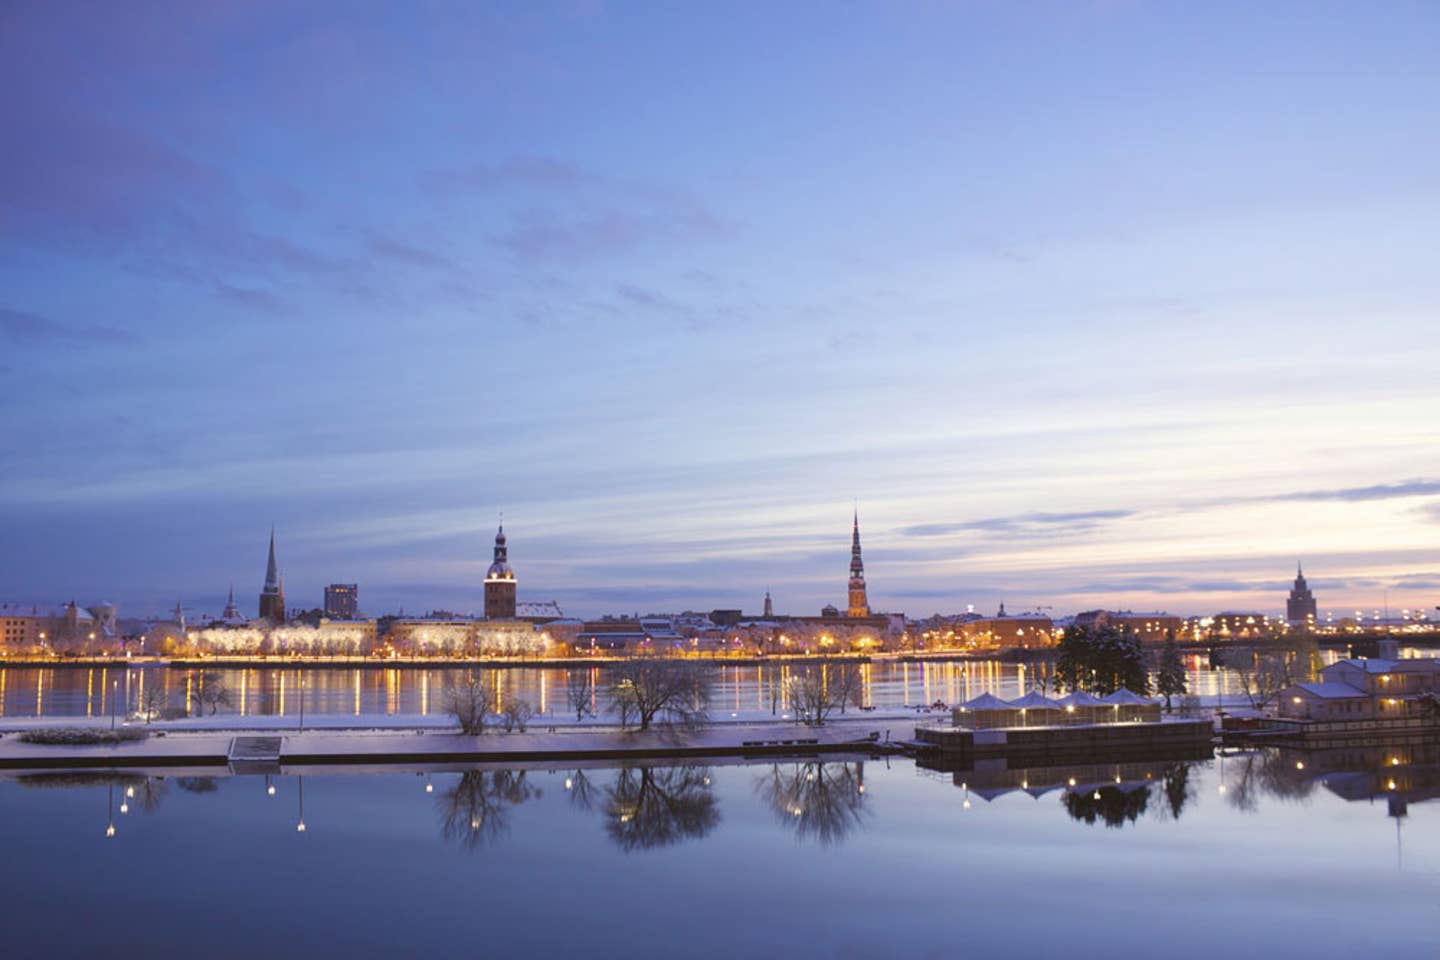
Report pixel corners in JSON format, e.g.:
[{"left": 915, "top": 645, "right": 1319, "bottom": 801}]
[{"left": 110, "top": 679, "right": 119, "bottom": 730}]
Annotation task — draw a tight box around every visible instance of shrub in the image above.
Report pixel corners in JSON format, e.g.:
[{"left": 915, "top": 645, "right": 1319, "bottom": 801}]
[{"left": 18, "top": 727, "right": 149, "bottom": 746}]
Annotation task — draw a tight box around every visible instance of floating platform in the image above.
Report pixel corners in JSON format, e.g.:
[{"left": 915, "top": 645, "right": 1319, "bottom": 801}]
[{"left": 911, "top": 718, "right": 1215, "bottom": 763}]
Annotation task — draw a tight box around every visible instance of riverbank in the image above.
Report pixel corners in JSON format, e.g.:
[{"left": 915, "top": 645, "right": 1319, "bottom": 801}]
[{"left": 0, "top": 716, "right": 906, "bottom": 772}]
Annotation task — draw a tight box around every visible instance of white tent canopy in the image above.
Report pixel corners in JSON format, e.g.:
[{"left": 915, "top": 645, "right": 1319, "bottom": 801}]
[
  {"left": 1102, "top": 688, "right": 1155, "bottom": 706},
  {"left": 1008, "top": 691, "right": 1063, "bottom": 710},
  {"left": 959, "top": 692, "right": 1014, "bottom": 711},
  {"left": 1057, "top": 690, "right": 1107, "bottom": 708}
]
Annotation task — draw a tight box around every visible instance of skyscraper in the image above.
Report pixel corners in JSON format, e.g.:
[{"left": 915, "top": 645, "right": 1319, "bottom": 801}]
[
  {"left": 325, "top": 583, "right": 358, "bottom": 619},
  {"left": 258, "top": 527, "right": 286, "bottom": 623},
  {"left": 847, "top": 510, "right": 870, "bottom": 617},
  {"left": 484, "top": 524, "right": 517, "bottom": 620},
  {"left": 1287, "top": 562, "right": 1318, "bottom": 625}
]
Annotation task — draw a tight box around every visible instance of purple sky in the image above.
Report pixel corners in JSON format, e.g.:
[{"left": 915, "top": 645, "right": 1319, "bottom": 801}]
[{"left": 2, "top": 1, "right": 1438, "bottom": 621}]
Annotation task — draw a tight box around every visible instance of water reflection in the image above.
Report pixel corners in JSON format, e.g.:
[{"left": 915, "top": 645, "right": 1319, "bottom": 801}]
[
  {"left": 604, "top": 765, "right": 720, "bottom": 852},
  {"left": 755, "top": 761, "right": 869, "bottom": 846},
  {"left": 437, "top": 769, "right": 539, "bottom": 850}
]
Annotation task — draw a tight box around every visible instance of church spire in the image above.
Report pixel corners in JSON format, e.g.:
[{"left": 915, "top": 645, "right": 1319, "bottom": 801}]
[
  {"left": 264, "top": 525, "right": 279, "bottom": 591},
  {"left": 258, "top": 525, "right": 286, "bottom": 623},
  {"left": 847, "top": 508, "right": 870, "bottom": 617}
]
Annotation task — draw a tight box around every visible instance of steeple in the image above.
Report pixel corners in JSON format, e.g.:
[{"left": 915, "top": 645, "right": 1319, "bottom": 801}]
[
  {"left": 258, "top": 525, "right": 286, "bottom": 623},
  {"left": 847, "top": 508, "right": 870, "bottom": 618},
  {"left": 264, "top": 526, "right": 279, "bottom": 591},
  {"left": 484, "top": 520, "right": 517, "bottom": 619},
  {"left": 763, "top": 590, "right": 773, "bottom": 619},
  {"left": 222, "top": 583, "right": 241, "bottom": 622}
]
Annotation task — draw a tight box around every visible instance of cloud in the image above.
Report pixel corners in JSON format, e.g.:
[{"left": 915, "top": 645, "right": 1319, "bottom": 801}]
[
  {"left": 213, "top": 282, "right": 290, "bottom": 315},
  {"left": 1413, "top": 502, "right": 1440, "bottom": 524},
  {"left": 368, "top": 234, "right": 454, "bottom": 270},
  {"left": 423, "top": 156, "right": 591, "bottom": 193},
  {"left": 496, "top": 205, "right": 722, "bottom": 261},
  {"left": 0, "top": 307, "right": 136, "bottom": 344},
  {"left": 1264, "top": 478, "right": 1440, "bottom": 503},
  {"left": 901, "top": 510, "right": 1134, "bottom": 538}
]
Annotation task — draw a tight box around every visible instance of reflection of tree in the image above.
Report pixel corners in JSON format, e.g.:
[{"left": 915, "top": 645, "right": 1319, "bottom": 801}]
[
  {"left": 136, "top": 777, "right": 170, "bottom": 814},
  {"left": 175, "top": 776, "right": 220, "bottom": 794},
  {"left": 437, "top": 769, "right": 539, "bottom": 850},
  {"left": 565, "top": 769, "right": 598, "bottom": 811},
  {"left": 1224, "top": 750, "right": 1315, "bottom": 812},
  {"left": 1160, "top": 763, "right": 1194, "bottom": 821},
  {"left": 755, "top": 761, "right": 869, "bottom": 846},
  {"left": 604, "top": 765, "right": 719, "bottom": 852},
  {"left": 1063, "top": 786, "right": 1150, "bottom": 827}
]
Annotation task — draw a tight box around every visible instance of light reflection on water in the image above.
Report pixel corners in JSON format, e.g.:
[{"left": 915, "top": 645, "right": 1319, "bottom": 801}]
[
  {"left": 2, "top": 745, "right": 1437, "bottom": 957},
  {"left": 2, "top": 651, "right": 1388, "bottom": 720}
]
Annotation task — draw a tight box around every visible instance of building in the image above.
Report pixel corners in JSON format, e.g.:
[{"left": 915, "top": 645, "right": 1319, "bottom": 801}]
[
  {"left": 1286, "top": 563, "right": 1318, "bottom": 626},
  {"left": 955, "top": 615, "right": 1056, "bottom": 650},
  {"left": 220, "top": 585, "right": 246, "bottom": 625},
  {"left": 258, "top": 527, "right": 286, "bottom": 623},
  {"left": 847, "top": 510, "right": 870, "bottom": 617},
  {"left": 1278, "top": 657, "right": 1440, "bottom": 721},
  {"left": 484, "top": 524, "right": 517, "bottom": 620},
  {"left": 516, "top": 600, "right": 564, "bottom": 622},
  {"left": 1072, "top": 610, "right": 1185, "bottom": 643},
  {"left": 1, "top": 602, "right": 39, "bottom": 649},
  {"left": 1206, "top": 611, "right": 1276, "bottom": 639},
  {"left": 325, "top": 583, "right": 358, "bottom": 620}
]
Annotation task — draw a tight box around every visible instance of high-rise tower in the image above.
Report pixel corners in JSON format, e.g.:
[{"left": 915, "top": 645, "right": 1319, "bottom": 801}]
[
  {"left": 847, "top": 510, "right": 870, "bottom": 617},
  {"left": 484, "top": 524, "right": 517, "bottom": 620},
  {"left": 1286, "top": 562, "right": 1317, "bottom": 625},
  {"left": 258, "top": 526, "right": 286, "bottom": 623}
]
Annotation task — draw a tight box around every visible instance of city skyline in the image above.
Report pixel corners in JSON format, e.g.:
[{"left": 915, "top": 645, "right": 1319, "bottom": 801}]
[{"left": 2, "top": 2, "right": 1438, "bottom": 618}]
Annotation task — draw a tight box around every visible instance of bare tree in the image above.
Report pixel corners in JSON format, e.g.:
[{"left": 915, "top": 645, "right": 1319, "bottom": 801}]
[
  {"left": 1234, "top": 650, "right": 1296, "bottom": 711},
  {"left": 566, "top": 669, "right": 595, "bottom": 722},
  {"left": 786, "top": 664, "right": 863, "bottom": 725},
  {"left": 501, "top": 698, "right": 535, "bottom": 733},
  {"left": 445, "top": 674, "right": 495, "bottom": 735},
  {"left": 137, "top": 686, "right": 168, "bottom": 724},
  {"left": 607, "top": 661, "right": 714, "bottom": 732},
  {"left": 189, "top": 672, "right": 233, "bottom": 716}
]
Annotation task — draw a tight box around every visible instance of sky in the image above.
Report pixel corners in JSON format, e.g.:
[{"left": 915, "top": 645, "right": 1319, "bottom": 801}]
[{"left": 2, "top": 0, "right": 1438, "bottom": 622}]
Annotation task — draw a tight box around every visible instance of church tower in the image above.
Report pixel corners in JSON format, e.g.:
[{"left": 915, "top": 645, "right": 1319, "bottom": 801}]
[
  {"left": 1286, "top": 562, "right": 1317, "bottom": 625},
  {"left": 258, "top": 527, "right": 286, "bottom": 623},
  {"left": 763, "top": 590, "right": 774, "bottom": 619},
  {"left": 484, "top": 524, "right": 517, "bottom": 620},
  {"left": 222, "top": 584, "right": 242, "bottom": 622},
  {"left": 847, "top": 510, "right": 870, "bottom": 617}
]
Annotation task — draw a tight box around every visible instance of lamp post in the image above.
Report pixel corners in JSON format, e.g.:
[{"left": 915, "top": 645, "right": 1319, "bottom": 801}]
[
  {"left": 110, "top": 679, "right": 119, "bottom": 730},
  {"left": 297, "top": 670, "right": 305, "bottom": 733}
]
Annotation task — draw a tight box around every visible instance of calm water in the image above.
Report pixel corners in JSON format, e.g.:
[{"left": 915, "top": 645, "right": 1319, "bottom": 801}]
[
  {"left": 2, "top": 745, "right": 1436, "bottom": 958},
  {"left": 0, "top": 655, "right": 1281, "bottom": 721}
]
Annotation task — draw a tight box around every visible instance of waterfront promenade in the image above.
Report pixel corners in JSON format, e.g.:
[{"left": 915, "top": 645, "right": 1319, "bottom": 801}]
[{"left": 0, "top": 716, "right": 903, "bottom": 772}]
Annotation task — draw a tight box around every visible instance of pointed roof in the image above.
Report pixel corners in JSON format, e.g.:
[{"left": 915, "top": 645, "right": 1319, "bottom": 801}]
[
  {"left": 1102, "top": 688, "right": 1155, "bottom": 706},
  {"left": 1008, "top": 690, "right": 1062, "bottom": 710},
  {"left": 264, "top": 525, "right": 279, "bottom": 591},
  {"left": 959, "top": 692, "right": 1013, "bottom": 711},
  {"left": 1057, "top": 690, "right": 1107, "bottom": 708}
]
